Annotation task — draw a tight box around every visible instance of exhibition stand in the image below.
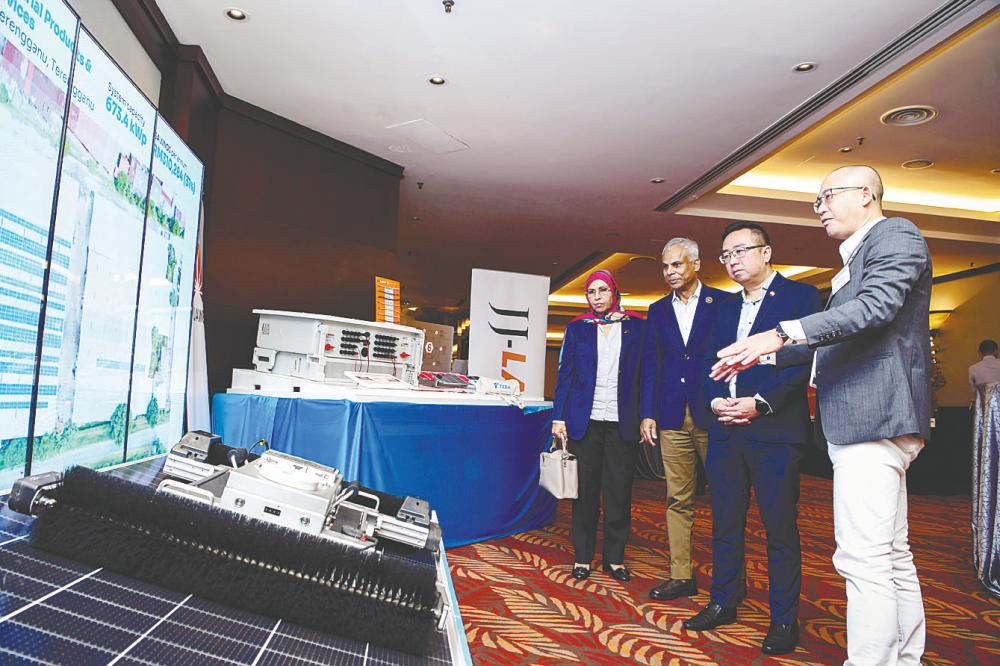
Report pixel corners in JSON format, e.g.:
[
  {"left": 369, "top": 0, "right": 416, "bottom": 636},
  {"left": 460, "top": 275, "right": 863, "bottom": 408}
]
[{"left": 213, "top": 386, "right": 556, "bottom": 547}]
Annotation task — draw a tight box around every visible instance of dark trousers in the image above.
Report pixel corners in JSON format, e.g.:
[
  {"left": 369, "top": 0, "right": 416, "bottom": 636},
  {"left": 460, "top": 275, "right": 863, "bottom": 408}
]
[
  {"left": 568, "top": 420, "right": 638, "bottom": 565},
  {"left": 706, "top": 431, "right": 802, "bottom": 624}
]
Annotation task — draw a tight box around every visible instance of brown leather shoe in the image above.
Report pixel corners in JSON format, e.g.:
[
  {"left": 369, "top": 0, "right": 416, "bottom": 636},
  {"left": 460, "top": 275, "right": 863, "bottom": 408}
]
[{"left": 649, "top": 577, "right": 697, "bottom": 601}]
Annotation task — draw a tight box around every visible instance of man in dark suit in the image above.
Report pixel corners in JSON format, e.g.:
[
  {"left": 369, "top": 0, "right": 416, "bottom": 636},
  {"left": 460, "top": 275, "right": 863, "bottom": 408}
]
[
  {"left": 639, "top": 238, "right": 725, "bottom": 601},
  {"left": 683, "top": 222, "right": 821, "bottom": 657},
  {"left": 713, "top": 166, "right": 931, "bottom": 665}
]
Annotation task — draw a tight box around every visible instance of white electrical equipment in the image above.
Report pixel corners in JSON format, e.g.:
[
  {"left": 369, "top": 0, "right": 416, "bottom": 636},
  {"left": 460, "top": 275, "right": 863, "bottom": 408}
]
[{"left": 252, "top": 310, "right": 425, "bottom": 385}]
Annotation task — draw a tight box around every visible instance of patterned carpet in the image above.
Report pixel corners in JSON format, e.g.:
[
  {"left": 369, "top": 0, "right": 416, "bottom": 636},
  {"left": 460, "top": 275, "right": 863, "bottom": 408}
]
[{"left": 448, "top": 475, "right": 1000, "bottom": 665}]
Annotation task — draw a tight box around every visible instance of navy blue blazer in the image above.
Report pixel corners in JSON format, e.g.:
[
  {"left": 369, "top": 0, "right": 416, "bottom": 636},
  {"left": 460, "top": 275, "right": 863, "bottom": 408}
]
[
  {"left": 640, "top": 285, "right": 726, "bottom": 430},
  {"left": 703, "top": 273, "right": 822, "bottom": 445},
  {"left": 552, "top": 317, "right": 644, "bottom": 441}
]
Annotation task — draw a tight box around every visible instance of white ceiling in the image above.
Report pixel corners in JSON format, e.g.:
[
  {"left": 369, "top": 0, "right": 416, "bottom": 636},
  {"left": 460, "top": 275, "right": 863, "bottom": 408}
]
[{"left": 157, "top": 0, "right": 997, "bottom": 309}]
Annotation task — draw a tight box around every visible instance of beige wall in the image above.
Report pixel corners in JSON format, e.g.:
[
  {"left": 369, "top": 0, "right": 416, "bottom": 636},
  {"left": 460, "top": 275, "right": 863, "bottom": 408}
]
[{"left": 933, "top": 271, "right": 1000, "bottom": 407}]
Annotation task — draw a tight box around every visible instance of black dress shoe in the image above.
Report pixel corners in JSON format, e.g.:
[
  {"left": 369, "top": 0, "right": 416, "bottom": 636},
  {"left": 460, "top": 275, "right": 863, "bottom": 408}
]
[
  {"left": 649, "top": 578, "right": 697, "bottom": 601},
  {"left": 682, "top": 602, "right": 737, "bottom": 631},
  {"left": 761, "top": 622, "right": 799, "bottom": 655},
  {"left": 571, "top": 566, "right": 591, "bottom": 580},
  {"left": 601, "top": 563, "right": 631, "bottom": 581}
]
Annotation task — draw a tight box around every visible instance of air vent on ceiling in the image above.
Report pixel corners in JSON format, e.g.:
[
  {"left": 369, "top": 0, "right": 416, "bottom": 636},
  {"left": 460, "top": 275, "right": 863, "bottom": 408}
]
[
  {"left": 881, "top": 105, "right": 938, "bottom": 126},
  {"left": 654, "top": 0, "right": 980, "bottom": 213}
]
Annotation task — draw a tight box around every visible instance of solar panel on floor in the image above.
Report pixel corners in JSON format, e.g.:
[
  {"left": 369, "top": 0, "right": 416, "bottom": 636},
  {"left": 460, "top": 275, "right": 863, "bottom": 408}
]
[{"left": 0, "top": 458, "right": 456, "bottom": 665}]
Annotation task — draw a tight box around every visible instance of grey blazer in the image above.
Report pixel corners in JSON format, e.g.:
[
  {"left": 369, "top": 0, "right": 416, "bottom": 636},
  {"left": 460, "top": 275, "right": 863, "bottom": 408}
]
[{"left": 780, "top": 217, "right": 932, "bottom": 445}]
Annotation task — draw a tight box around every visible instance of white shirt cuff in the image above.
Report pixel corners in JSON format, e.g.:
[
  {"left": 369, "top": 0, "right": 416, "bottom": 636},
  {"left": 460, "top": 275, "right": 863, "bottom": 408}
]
[
  {"left": 759, "top": 353, "right": 776, "bottom": 365},
  {"left": 552, "top": 420, "right": 566, "bottom": 425},
  {"left": 754, "top": 392, "right": 772, "bottom": 412},
  {"left": 780, "top": 319, "right": 807, "bottom": 344}
]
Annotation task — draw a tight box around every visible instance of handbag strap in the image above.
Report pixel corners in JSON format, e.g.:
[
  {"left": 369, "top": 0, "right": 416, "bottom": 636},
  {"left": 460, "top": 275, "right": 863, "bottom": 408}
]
[{"left": 552, "top": 432, "right": 569, "bottom": 452}]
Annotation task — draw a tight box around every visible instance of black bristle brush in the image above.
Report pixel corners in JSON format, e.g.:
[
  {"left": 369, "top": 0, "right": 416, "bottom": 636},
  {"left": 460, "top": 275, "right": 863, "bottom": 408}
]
[{"left": 27, "top": 466, "right": 439, "bottom": 655}]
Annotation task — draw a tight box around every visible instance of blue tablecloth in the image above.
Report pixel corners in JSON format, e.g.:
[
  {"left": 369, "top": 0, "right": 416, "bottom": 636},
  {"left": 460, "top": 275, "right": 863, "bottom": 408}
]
[{"left": 212, "top": 393, "right": 556, "bottom": 547}]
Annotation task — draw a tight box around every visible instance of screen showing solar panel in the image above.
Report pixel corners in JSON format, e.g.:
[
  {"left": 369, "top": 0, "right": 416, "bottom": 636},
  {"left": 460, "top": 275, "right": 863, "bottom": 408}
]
[
  {"left": 126, "top": 117, "right": 204, "bottom": 462},
  {"left": 0, "top": 0, "right": 78, "bottom": 491},
  {"left": 29, "top": 29, "right": 156, "bottom": 478},
  {"left": 0, "top": 459, "right": 459, "bottom": 665}
]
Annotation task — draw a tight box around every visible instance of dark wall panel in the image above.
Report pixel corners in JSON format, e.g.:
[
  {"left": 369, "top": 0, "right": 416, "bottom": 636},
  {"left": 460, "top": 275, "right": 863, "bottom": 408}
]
[{"left": 203, "top": 106, "right": 402, "bottom": 396}]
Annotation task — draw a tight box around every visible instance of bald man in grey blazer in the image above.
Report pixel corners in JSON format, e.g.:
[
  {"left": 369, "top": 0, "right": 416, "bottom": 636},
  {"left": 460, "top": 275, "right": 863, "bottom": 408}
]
[{"left": 710, "top": 165, "right": 931, "bottom": 666}]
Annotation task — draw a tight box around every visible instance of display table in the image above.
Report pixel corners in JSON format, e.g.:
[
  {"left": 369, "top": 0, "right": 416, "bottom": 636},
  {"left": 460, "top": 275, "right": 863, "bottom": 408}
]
[
  {"left": 213, "top": 386, "right": 556, "bottom": 547},
  {"left": 973, "top": 382, "right": 1000, "bottom": 598}
]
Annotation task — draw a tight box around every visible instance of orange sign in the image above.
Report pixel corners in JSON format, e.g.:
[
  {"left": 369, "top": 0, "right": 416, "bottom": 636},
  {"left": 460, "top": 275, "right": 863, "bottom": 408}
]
[{"left": 375, "top": 276, "right": 400, "bottom": 324}]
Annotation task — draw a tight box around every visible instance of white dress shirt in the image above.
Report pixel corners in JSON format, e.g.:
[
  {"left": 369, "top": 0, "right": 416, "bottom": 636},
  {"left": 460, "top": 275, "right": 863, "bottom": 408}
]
[
  {"left": 970, "top": 355, "right": 1000, "bottom": 393},
  {"left": 730, "top": 270, "right": 777, "bottom": 399},
  {"left": 590, "top": 323, "right": 621, "bottom": 421},
  {"left": 671, "top": 281, "right": 702, "bottom": 346}
]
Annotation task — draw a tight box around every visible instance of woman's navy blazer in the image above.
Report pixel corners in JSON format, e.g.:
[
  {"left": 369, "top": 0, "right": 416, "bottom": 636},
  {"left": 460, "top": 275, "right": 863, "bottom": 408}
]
[{"left": 552, "top": 317, "right": 644, "bottom": 441}]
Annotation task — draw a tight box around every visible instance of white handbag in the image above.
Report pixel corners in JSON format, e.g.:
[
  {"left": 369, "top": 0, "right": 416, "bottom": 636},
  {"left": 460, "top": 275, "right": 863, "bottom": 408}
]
[{"left": 539, "top": 435, "right": 578, "bottom": 499}]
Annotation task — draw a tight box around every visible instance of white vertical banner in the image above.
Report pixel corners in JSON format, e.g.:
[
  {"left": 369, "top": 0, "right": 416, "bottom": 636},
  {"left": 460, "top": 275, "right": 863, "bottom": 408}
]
[{"left": 469, "top": 269, "right": 550, "bottom": 400}]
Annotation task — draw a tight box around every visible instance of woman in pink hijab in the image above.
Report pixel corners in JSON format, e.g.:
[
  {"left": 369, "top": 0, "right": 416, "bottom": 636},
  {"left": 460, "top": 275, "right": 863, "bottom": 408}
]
[{"left": 551, "top": 269, "right": 645, "bottom": 581}]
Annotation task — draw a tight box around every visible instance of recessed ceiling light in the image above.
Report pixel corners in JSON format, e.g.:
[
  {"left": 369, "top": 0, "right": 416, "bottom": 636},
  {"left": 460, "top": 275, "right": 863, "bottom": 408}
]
[
  {"left": 793, "top": 62, "right": 817, "bottom": 72},
  {"left": 225, "top": 8, "right": 248, "bottom": 21},
  {"left": 650, "top": 178, "right": 665, "bottom": 184},
  {"left": 838, "top": 146, "right": 853, "bottom": 153},
  {"left": 410, "top": 216, "right": 421, "bottom": 221},
  {"left": 880, "top": 105, "right": 938, "bottom": 127},
  {"left": 428, "top": 76, "right": 446, "bottom": 85},
  {"left": 901, "top": 159, "right": 934, "bottom": 170},
  {"left": 991, "top": 168, "right": 1000, "bottom": 175}
]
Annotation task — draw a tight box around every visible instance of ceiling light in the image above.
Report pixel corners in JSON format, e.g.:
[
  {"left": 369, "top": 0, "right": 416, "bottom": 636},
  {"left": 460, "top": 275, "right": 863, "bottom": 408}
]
[
  {"left": 410, "top": 216, "right": 421, "bottom": 221},
  {"left": 793, "top": 62, "right": 817, "bottom": 72},
  {"left": 880, "top": 105, "right": 938, "bottom": 127},
  {"left": 225, "top": 8, "right": 248, "bottom": 21},
  {"left": 838, "top": 146, "right": 853, "bottom": 153},
  {"left": 650, "top": 178, "right": 665, "bottom": 184},
  {"left": 725, "top": 171, "right": 1000, "bottom": 214},
  {"left": 428, "top": 76, "right": 446, "bottom": 85},
  {"left": 901, "top": 159, "right": 934, "bottom": 170},
  {"left": 991, "top": 168, "right": 1000, "bottom": 175}
]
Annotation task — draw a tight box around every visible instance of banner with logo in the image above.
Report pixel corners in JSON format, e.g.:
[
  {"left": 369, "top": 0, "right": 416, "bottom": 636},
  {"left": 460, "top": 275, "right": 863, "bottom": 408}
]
[{"left": 468, "top": 269, "right": 549, "bottom": 400}]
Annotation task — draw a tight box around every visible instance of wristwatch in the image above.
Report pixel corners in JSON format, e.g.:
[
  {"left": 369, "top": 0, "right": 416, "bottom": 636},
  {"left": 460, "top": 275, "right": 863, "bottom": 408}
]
[
  {"left": 754, "top": 397, "right": 772, "bottom": 416},
  {"left": 774, "top": 323, "right": 790, "bottom": 343}
]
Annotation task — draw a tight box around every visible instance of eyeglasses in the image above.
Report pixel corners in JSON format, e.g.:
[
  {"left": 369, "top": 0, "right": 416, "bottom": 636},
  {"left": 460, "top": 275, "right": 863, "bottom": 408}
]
[
  {"left": 586, "top": 286, "right": 612, "bottom": 297},
  {"left": 718, "top": 245, "right": 765, "bottom": 264},
  {"left": 812, "top": 186, "right": 866, "bottom": 212}
]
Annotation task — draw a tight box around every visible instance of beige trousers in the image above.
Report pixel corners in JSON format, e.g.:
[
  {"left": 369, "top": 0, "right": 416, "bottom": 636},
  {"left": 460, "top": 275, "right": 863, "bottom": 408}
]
[{"left": 659, "top": 405, "right": 709, "bottom": 580}]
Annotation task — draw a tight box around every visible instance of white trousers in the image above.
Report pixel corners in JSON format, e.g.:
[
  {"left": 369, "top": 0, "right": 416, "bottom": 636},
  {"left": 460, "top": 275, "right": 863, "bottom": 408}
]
[{"left": 828, "top": 437, "right": 926, "bottom": 666}]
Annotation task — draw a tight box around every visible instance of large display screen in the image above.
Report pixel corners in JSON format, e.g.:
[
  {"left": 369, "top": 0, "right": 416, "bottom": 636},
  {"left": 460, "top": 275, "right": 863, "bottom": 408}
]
[
  {"left": 31, "top": 29, "right": 155, "bottom": 476},
  {"left": 127, "top": 116, "right": 203, "bottom": 460},
  {"left": 0, "top": 0, "right": 78, "bottom": 489}
]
